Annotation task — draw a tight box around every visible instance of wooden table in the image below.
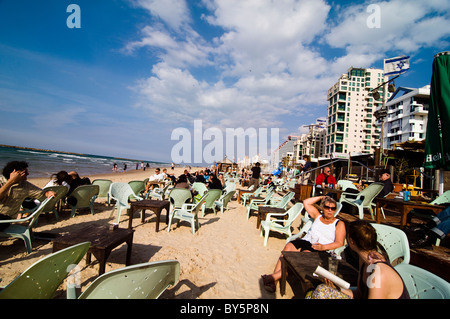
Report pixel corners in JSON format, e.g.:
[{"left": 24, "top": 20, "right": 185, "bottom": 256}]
[
  {"left": 237, "top": 189, "right": 253, "bottom": 203},
  {"left": 128, "top": 199, "right": 170, "bottom": 231},
  {"left": 256, "top": 206, "right": 286, "bottom": 229},
  {"left": 52, "top": 224, "right": 134, "bottom": 275},
  {"left": 374, "top": 197, "right": 445, "bottom": 227},
  {"left": 280, "top": 251, "right": 358, "bottom": 297}
]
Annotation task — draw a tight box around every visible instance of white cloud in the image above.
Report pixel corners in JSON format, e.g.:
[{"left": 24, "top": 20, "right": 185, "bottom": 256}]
[
  {"left": 325, "top": 0, "right": 450, "bottom": 55},
  {"left": 131, "top": 0, "right": 191, "bottom": 30},
  {"left": 128, "top": 0, "right": 450, "bottom": 139}
]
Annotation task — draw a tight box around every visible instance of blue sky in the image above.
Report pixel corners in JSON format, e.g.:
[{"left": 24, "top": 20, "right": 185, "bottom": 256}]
[{"left": 0, "top": 0, "right": 449, "bottom": 164}]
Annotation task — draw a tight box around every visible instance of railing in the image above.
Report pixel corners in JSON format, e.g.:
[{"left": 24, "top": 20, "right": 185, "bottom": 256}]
[{"left": 292, "top": 158, "right": 376, "bottom": 182}]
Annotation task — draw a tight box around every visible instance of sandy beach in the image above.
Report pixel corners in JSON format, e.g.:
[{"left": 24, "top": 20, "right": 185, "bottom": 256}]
[{"left": 0, "top": 166, "right": 300, "bottom": 299}]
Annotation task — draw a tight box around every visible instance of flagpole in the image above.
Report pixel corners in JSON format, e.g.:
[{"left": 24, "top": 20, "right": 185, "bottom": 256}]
[{"left": 373, "top": 75, "right": 398, "bottom": 166}]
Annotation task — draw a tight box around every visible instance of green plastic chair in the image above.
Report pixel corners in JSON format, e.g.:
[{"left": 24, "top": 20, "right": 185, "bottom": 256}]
[
  {"left": 167, "top": 193, "right": 208, "bottom": 234},
  {"left": 0, "top": 196, "right": 54, "bottom": 254},
  {"left": 215, "top": 190, "right": 236, "bottom": 214},
  {"left": 21, "top": 185, "right": 69, "bottom": 221},
  {"left": 168, "top": 188, "right": 192, "bottom": 209},
  {"left": 394, "top": 263, "right": 450, "bottom": 299},
  {"left": 74, "top": 260, "right": 180, "bottom": 299},
  {"left": 69, "top": 185, "right": 100, "bottom": 218},
  {"left": 108, "top": 182, "right": 143, "bottom": 224},
  {"left": 246, "top": 188, "right": 274, "bottom": 219},
  {"left": 241, "top": 186, "right": 263, "bottom": 206},
  {"left": 263, "top": 191, "right": 295, "bottom": 210},
  {"left": 191, "top": 182, "right": 208, "bottom": 197},
  {"left": 260, "top": 202, "right": 303, "bottom": 247},
  {"left": 92, "top": 179, "right": 112, "bottom": 204},
  {"left": 339, "top": 182, "right": 384, "bottom": 219},
  {"left": 128, "top": 180, "right": 146, "bottom": 198},
  {"left": 0, "top": 242, "right": 90, "bottom": 299},
  {"left": 201, "top": 189, "right": 222, "bottom": 217},
  {"left": 372, "top": 223, "right": 410, "bottom": 265}
]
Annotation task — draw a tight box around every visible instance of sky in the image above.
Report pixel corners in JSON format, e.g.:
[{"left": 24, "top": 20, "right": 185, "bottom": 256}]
[{"left": 0, "top": 0, "right": 449, "bottom": 164}]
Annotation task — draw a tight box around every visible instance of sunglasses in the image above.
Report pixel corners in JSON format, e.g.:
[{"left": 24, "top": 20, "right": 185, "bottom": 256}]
[{"left": 323, "top": 205, "right": 337, "bottom": 211}]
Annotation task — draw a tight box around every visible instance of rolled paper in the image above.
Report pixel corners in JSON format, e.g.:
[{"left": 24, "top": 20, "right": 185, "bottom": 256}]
[{"left": 313, "top": 265, "right": 350, "bottom": 290}]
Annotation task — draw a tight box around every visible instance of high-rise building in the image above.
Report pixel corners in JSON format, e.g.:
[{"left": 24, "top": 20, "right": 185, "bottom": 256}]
[
  {"left": 383, "top": 85, "right": 430, "bottom": 149},
  {"left": 326, "top": 67, "right": 390, "bottom": 156},
  {"left": 294, "top": 125, "right": 326, "bottom": 160}
]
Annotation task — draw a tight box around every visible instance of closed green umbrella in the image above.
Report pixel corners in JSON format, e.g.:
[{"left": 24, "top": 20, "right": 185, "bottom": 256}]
[{"left": 424, "top": 52, "right": 450, "bottom": 170}]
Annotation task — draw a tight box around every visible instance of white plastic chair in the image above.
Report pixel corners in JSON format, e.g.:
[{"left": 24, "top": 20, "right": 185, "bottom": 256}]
[
  {"left": 372, "top": 223, "right": 410, "bottom": 265},
  {"left": 260, "top": 202, "right": 303, "bottom": 246},
  {"left": 108, "top": 182, "right": 142, "bottom": 224},
  {"left": 394, "top": 263, "right": 450, "bottom": 299}
]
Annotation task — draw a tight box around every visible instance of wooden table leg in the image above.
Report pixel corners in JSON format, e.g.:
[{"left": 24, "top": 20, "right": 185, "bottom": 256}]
[
  {"left": 128, "top": 207, "right": 135, "bottom": 229},
  {"left": 376, "top": 202, "right": 381, "bottom": 224},
  {"left": 125, "top": 234, "right": 133, "bottom": 266},
  {"left": 141, "top": 209, "right": 146, "bottom": 224},
  {"left": 155, "top": 210, "right": 161, "bottom": 232},
  {"left": 280, "top": 256, "right": 287, "bottom": 296}
]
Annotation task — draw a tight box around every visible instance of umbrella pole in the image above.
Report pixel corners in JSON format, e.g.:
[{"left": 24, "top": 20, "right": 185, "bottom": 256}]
[{"left": 439, "top": 169, "right": 444, "bottom": 195}]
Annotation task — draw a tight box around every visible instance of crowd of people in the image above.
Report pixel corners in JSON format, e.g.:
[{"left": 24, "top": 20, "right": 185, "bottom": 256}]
[{"left": 1, "top": 159, "right": 449, "bottom": 299}]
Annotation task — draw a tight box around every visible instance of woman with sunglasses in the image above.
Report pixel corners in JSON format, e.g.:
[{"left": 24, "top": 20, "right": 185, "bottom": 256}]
[{"left": 261, "top": 196, "right": 346, "bottom": 293}]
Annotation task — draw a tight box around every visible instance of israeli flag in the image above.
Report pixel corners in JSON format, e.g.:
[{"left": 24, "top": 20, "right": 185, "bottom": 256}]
[{"left": 384, "top": 55, "right": 410, "bottom": 76}]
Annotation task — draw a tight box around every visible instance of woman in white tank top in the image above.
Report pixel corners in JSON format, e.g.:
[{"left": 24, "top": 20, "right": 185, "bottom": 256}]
[{"left": 261, "top": 196, "right": 346, "bottom": 293}]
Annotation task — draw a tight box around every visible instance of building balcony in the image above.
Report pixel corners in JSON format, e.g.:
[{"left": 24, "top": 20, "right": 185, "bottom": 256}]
[{"left": 410, "top": 106, "right": 428, "bottom": 115}]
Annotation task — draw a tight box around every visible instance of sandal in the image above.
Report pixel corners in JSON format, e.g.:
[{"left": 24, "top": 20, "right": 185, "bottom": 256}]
[{"left": 261, "top": 275, "right": 276, "bottom": 293}]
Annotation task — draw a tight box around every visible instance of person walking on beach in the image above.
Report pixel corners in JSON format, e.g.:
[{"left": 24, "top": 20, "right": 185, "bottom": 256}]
[
  {"left": 112, "top": 163, "right": 117, "bottom": 173},
  {"left": 123, "top": 163, "right": 127, "bottom": 173},
  {"left": 249, "top": 162, "right": 261, "bottom": 190}
]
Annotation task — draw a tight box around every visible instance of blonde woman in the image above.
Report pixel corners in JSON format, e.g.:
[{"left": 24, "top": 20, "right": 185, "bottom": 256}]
[{"left": 261, "top": 196, "right": 346, "bottom": 293}]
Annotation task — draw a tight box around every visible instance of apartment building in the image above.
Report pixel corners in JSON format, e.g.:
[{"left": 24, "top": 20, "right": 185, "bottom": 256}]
[
  {"left": 383, "top": 85, "right": 430, "bottom": 149},
  {"left": 272, "top": 135, "right": 300, "bottom": 168},
  {"left": 326, "top": 67, "right": 390, "bottom": 156},
  {"left": 293, "top": 126, "right": 326, "bottom": 160}
]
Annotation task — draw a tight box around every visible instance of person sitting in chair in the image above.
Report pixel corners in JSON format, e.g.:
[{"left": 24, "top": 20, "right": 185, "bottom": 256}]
[
  {"left": 261, "top": 196, "right": 345, "bottom": 293},
  {"left": 315, "top": 166, "right": 337, "bottom": 188},
  {"left": 0, "top": 161, "right": 56, "bottom": 228}
]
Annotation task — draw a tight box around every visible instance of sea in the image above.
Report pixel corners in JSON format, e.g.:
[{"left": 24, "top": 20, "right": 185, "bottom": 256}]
[{"left": 0, "top": 145, "right": 167, "bottom": 179}]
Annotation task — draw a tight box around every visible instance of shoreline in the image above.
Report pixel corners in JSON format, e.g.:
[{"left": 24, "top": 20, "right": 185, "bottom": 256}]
[{"left": 0, "top": 143, "right": 168, "bottom": 164}]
